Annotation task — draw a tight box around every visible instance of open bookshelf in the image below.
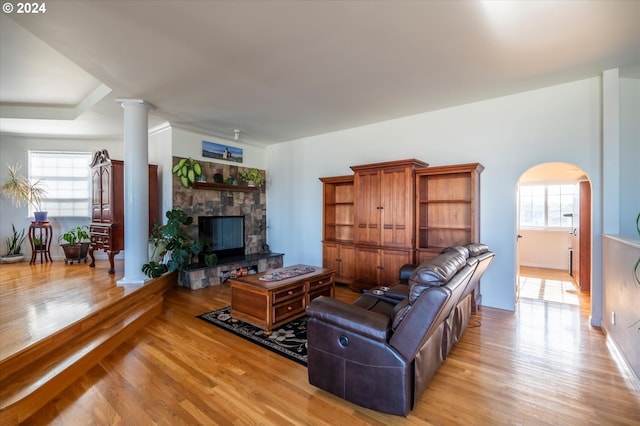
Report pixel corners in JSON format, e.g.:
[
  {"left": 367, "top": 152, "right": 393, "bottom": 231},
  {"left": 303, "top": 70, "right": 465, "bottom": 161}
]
[
  {"left": 415, "top": 163, "right": 483, "bottom": 263},
  {"left": 320, "top": 176, "right": 355, "bottom": 243},
  {"left": 320, "top": 175, "right": 355, "bottom": 285}
]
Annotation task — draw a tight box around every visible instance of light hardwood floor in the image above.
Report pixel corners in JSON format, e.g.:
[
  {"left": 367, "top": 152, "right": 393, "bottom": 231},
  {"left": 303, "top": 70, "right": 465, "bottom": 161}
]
[{"left": 2, "top": 262, "right": 639, "bottom": 424}]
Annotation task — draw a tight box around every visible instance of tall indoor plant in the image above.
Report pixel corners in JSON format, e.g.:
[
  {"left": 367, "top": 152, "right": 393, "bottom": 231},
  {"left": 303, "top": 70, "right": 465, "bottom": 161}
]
[
  {"left": 142, "top": 209, "right": 216, "bottom": 278},
  {"left": 1, "top": 163, "right": 48, "bottom": 221}
]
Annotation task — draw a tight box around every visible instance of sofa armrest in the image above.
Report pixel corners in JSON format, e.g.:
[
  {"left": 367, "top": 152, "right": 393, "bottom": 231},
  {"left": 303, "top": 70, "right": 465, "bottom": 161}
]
[
  {"left": 399, "top": 264, "right": 418, "bottom": 284},
  {"left": 306, "top": 296, "right": 391, "bottom": 342}
]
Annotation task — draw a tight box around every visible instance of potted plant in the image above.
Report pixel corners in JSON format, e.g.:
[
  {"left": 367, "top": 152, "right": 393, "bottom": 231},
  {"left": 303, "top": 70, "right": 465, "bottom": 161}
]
[
  {"left": 1, "top": 163, "right": 48, "bottom": 221},
  {"left": 172, "top": 157, "right": 203, "bottom": 188},
  {"left": 239, "top": 168, "right": 265, "bottom": 187},
  {"left": 58, "top": 225, "right": 91, "bottom": 264},
  {"left": 33, "top": 236, "right": 42, "bottom": 250},
  {"left": 142, "top": 209, "right": 217, "bottom": 278},
  {"left": 1, "top": 224, "right": 27, "bottom": 263}
]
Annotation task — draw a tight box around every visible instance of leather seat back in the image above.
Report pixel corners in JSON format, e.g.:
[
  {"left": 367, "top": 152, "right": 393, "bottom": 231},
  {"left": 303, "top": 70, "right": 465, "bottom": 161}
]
[
  {"left": 407, "top": 251, "right": 467, "bottom": 303},
  {"left": 389, "top": 251, "right": 474, "bottom": 361}
]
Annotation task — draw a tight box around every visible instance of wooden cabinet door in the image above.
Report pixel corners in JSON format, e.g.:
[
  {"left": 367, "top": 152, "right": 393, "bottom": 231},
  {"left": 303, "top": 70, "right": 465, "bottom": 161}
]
[
  {"left": 354, "top": 170, "right": 381, "bottom": 246},
  {"left": 100, "top": 166, "right": 112, "bottom": 223},
  {"left": 354, "top": 247, "right": 411, "bottom": 289},
  {"left": 323, "top": 243, "right": 355, "bottom": 285},
  {"left": 323, "top": 242, "right": 340, "bottom": 274},
  {"left": 354, "top": 246, "right": 380, "bottom": 290},
  {"left": 148, "top": 164, "right": 159, "bottom": 232},
  {"left": 339, "top": 244, "right": 356, "bottom": 282},
  {"left": 380, "top": 249, "right": 412, "bottom": 286},
  {"left": 380, "top": 167, "right": 413, "bottom": 249},
  {"left": 91, "top": 168, "right": 103, "bottom": 222}
]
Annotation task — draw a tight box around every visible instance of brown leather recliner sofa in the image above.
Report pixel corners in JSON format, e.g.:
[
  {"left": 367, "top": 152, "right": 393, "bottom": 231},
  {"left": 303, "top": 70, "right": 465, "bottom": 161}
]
[{"left": 306, "top": 243, "right": 494, "bottom": 416}]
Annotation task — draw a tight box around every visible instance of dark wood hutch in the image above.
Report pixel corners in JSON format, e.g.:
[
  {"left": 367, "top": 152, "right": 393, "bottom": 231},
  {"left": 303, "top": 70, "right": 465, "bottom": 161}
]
[{"left": 88, "top": 149, "right": 158, "bottom": 274}]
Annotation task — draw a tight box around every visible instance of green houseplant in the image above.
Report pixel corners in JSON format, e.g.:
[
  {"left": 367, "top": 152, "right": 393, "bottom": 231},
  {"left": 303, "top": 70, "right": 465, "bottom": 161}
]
[
  {"left": 1, "top": 163, "right": 48, "bottom": 221},
  {"left": 1, "top": 224, "right": 27, "bottom": 263},
  {"left": 239, "top": 168, "right": 264, "bottom": 187},
  {"left": 58, "top": 225, "right": 91, "bottom": 264},
  {"left": 142, "top": 209, "right": 217, "bottom": 278},
  {"left": 172, "top": 157, "right": 203, "bottom": 188}
]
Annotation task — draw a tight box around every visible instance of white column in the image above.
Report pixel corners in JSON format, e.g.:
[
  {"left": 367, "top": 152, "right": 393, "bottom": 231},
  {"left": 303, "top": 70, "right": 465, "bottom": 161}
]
[{"left": 117, "top": 99, "right": 153, "bottom": 284}]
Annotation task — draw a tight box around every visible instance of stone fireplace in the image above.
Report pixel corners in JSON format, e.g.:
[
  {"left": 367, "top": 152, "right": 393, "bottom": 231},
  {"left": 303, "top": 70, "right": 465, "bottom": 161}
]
[
  {"left": 171, "top": 157, "right": 268, "bottom": 255},
  {"left": 171, "top": 157, "right": 283, "bottom": 289}
]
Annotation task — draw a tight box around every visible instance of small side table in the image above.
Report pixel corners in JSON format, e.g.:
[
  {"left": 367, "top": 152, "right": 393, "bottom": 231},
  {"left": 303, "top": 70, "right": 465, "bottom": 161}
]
[{"left": 29, "top": 221, "right": 53, "bottom": 264}]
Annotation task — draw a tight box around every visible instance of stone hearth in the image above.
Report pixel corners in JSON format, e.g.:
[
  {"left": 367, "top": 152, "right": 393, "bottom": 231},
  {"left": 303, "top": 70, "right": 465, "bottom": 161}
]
[{"left": 178, "top": 253, "right": 284, "bottom": 290}]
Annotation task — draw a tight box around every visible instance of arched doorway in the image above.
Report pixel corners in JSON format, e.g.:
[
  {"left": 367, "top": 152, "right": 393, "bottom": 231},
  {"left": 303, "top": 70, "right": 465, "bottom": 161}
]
[{"left": 516, "top": 162, "right": 592, "bottom": 304}]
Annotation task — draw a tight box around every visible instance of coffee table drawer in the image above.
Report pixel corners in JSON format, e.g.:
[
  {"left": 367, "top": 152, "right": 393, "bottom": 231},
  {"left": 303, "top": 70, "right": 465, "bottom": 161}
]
[
  {"left": 309, "top": 274, "right": 334, "bottom": 289},
  {"left": 309, "top": 285, "right": 333, "bottom": 302},
  {"left": 273, "top": 298, "right": 305, "bottom": 323},
  {"left": 272, "top": 284, "right": 305, "bottom": 304}
]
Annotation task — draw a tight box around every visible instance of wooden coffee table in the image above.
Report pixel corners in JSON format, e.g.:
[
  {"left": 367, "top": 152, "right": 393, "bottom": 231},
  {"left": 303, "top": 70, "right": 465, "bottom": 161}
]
[{"left": 229, "top": 264, "right": 335, "bottom": 331}]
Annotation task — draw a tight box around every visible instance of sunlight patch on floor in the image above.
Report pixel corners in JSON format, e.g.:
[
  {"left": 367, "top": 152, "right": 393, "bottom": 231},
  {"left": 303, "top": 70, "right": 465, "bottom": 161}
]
[{"left": 519, "top": 274, "right": 579, "bottom": 305}]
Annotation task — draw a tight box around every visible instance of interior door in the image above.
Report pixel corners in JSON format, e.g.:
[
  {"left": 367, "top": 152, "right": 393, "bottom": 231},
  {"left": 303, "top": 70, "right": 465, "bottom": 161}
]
[
  {"left": 515, "top": 184, "right": 521, "bottom": 303},
  {"left": 578, "top": 181, "right": 591, "bottom": 292},
  {"left": 570, "top": 185, "right": 580, "bottom": 283}
]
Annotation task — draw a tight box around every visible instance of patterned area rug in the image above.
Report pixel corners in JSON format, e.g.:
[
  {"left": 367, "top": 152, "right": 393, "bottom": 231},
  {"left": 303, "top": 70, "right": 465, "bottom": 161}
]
[{"left": 197, "top": 307, "right": 308, "bottom": 366}]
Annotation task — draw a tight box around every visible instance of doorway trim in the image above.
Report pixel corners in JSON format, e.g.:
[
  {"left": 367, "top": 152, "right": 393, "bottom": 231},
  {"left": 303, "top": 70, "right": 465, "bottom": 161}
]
[{"left": 515, "top": 162, "right": 592, "bottom": 301}]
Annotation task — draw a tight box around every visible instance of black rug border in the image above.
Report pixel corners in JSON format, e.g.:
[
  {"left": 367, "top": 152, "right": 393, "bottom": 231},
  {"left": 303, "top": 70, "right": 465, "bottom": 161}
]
[{"left": 197, "top": 306, "right": 308, "bottom": 367}]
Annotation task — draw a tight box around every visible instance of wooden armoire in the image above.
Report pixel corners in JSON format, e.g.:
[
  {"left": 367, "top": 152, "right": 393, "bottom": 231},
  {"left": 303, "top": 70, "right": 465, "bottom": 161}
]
[
  {"left": 321, "top": 159, "right": 483, "bottom": 294},
  {"left": 321, "top": 159, "right": 429, "bottom": 291},
  {"left": 88, "top": 149, "right": 158, "bottom": 274}
]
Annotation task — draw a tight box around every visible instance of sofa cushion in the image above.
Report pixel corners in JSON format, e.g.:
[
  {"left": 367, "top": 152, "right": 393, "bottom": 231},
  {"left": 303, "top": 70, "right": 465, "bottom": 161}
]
[
  {"left": 466, "top": 243, "right": 489, "bottom": 257},
  {"left": 408, "top": 251, "right": 467, "bottom": 303}
]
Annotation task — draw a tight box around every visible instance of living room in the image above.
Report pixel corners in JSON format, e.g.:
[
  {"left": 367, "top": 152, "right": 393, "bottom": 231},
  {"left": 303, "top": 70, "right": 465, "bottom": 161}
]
[{"left": 1, "top": 1, "right": 639, "bottom": 423}]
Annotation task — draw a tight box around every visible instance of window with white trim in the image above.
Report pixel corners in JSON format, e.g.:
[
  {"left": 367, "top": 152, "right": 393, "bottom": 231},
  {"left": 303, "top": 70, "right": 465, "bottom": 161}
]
[
  {"left": 29, "top": 151, "right": 92, "bottom": 218},
  {"left": 519, "top": 184, "right": 577, "bottom": 229}
]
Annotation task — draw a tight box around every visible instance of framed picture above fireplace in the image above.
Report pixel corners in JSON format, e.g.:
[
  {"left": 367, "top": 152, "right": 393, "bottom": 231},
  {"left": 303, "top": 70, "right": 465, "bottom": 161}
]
[{"left": 202, "top": 141, "right": 243, "bottom": 163}]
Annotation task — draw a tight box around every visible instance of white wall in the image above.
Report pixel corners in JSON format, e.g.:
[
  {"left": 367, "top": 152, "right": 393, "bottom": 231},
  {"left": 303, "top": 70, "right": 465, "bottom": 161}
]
[
  {"left": 0, "top": 135, "right": 123, "bottom": 260},
  {"left": 602, "top": 236, "right": 640, "bottom": 381},
  {"left": 619, "top": 78, "right": 640, "bottom": 237},
  {"left": 171, "top": 127, "right": 266, "bottom": 170},
  {"left": 266, "top": 77, "right": 604, "bottom": 312},
  {"left": 518, "top": 229, "right": 572, "bottom": 270},
  {"left": 149, "top": 125, "right": 173, "bottom": 223}
]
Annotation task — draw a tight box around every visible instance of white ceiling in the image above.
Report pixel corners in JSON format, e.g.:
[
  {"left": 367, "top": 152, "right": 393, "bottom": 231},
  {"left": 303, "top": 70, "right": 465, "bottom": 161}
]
[{"left": 1, "top": 1, "right": 639, "bottom": 146}]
